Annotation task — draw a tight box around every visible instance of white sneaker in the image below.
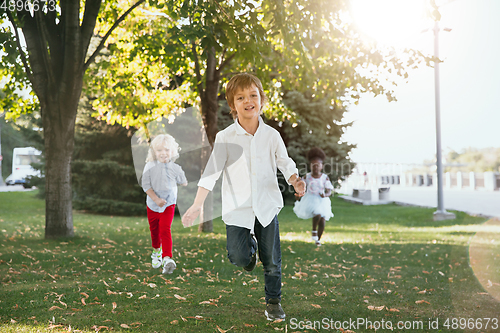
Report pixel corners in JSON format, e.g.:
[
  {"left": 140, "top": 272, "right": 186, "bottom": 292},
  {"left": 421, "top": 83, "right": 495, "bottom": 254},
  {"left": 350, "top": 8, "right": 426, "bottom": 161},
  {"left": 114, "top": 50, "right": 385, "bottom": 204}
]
[
  {"left": 315, "top": 240, "right": 322, "bottom": 247},
  {"left": 151, "top": 249, "right": 162, "bottom": 269},
  {"left": 311, "top": 235, "right": 319, "bottom": 242},
  {"left": 162, "top": 257, "right": 176, "bottom": 274}
]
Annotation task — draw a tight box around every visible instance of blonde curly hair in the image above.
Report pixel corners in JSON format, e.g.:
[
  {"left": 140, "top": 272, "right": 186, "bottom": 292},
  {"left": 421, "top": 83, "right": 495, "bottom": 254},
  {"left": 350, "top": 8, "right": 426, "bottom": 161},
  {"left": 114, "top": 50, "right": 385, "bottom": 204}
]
[{"left": 145, "top": 134, "right": 180, "bottom": 163}]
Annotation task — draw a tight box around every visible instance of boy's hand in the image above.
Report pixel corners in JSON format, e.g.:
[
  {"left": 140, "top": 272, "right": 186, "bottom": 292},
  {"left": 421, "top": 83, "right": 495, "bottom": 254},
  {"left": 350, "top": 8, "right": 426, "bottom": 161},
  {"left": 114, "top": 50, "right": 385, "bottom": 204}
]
[
  {"left": 293, "top": 178, "right": 306, "bottom": 197},
  {"left": 181, "top": 205, "right": 201, "bottom": 227}
]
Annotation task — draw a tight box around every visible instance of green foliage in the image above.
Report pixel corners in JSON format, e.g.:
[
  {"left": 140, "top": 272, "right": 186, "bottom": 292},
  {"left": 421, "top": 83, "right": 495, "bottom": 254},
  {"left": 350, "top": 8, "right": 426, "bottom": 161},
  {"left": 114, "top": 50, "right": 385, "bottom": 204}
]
[
  {"left": 87, "top": 0, "right": 425, "bottom": 129},
  {"left": 0, "top": 18, "right": 39, "bottom": 120},
  {"left": 71, "top": 104, "right": 146, "bottom": 216},
  {"left": 444, "top": 147, "right": 500, "bottom": 173}
]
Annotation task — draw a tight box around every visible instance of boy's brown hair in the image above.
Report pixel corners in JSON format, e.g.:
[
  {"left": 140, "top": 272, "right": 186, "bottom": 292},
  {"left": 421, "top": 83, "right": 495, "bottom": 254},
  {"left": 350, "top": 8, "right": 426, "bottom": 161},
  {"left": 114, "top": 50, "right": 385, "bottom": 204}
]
[{"left": 225, "top": 73, "right": 267, "bottom": 119}]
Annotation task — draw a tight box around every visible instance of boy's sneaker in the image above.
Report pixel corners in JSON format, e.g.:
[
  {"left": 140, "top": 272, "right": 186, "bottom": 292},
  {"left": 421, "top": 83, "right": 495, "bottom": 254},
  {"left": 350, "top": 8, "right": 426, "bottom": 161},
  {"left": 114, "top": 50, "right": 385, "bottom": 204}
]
[
  {"left": 311, "top": 235, "right": 319, "bottom": 242},
  {"left": 265, "top": 299, "right": 285, "bottom": 320},
  {"left": 151, "top": 249, "right": 162, "bottom": 269},
  {"left": 162, "top": 257, "right": 176, "bottom": 274},
  {"left": 315, "top": 239, "right": 322, "bottom": 247}
]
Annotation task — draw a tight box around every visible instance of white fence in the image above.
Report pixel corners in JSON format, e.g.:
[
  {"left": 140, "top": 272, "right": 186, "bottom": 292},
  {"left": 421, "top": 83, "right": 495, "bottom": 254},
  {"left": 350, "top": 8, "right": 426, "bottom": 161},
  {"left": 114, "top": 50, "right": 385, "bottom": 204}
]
[{"left": 345, "top": 170, "right": 500, "bottom": 191}]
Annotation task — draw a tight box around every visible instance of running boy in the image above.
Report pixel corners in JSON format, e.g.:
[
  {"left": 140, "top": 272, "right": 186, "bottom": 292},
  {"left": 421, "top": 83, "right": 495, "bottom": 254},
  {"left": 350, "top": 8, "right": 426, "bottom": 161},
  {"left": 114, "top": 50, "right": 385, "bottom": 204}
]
[{"left": 182, "top": 73, "right": 306, "bottom": 320}]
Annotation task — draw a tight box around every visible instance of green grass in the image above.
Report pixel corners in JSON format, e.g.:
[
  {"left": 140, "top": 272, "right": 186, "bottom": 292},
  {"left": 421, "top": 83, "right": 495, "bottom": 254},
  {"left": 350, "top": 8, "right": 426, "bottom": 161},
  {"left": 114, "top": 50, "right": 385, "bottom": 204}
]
[{"left": 1, "top": 191, "right": 500, "bottom": 332}]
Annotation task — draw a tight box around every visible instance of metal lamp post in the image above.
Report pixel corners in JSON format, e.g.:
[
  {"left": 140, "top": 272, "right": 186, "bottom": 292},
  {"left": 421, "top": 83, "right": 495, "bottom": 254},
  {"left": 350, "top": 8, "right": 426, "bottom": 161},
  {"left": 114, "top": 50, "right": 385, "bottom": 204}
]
[{"left": 432, "top": 20, "right": 455, "bottom": 221}]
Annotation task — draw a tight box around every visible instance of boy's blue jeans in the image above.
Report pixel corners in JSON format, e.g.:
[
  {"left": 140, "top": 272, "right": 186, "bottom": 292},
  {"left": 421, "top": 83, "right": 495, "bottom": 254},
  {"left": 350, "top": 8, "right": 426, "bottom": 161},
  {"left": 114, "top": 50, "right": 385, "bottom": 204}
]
[{"left": 225, "top": 215, "right": 282, "bottom": 303}]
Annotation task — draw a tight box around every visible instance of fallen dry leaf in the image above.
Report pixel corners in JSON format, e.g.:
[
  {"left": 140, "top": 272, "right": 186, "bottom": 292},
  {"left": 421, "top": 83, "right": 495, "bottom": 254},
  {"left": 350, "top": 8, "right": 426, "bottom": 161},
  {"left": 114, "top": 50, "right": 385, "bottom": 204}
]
[
  {"left": 415, "top": 300, "right": 430, "bottom": 305},
  {"left": 47, "top": 324, "right": 63, "bottom": 329},
  {"left": 174, "top": 294, "right": 186, "bottom": 301},
  {"left": 216, "top": 325, "right": 234, "bottom": 333},
  {"left": 120, "top": 323, "right": 130, "bottom": 328},
  {"left": 170, "top": 320, "right": 179, "bottom": 325},
  {"left": 81, "top": 292, "right": 89, "bottom": 298},
  {"left": 49, "top": 306, "right": 62, "bottom": 311},
  {"left": 138, "top": 295, "right": 147, "bottom": 299},
  {"left": 368, "top": 305, "right": 385, "bottom": 311},
  {"left": 311, "top": 304, "right": 321, "bottom": 308},
  {"left": 244, "top": 323, "right": 255, "bottom": 327},
  {"left": 180, "top": 316, "right": 187, "bottom": 322},
  {"left": 81, "top": 298, "right": 86, "bottom": 306},
  {"left": 389, "top": 308, "right": 400, "bottom": 312}
]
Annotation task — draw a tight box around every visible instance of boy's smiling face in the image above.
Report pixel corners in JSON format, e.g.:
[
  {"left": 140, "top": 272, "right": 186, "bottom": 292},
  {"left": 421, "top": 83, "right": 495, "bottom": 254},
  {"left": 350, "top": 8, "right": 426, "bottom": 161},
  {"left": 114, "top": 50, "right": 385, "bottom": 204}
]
[{"left": 232, "top": 84, "right": 261, "bottom": 122}]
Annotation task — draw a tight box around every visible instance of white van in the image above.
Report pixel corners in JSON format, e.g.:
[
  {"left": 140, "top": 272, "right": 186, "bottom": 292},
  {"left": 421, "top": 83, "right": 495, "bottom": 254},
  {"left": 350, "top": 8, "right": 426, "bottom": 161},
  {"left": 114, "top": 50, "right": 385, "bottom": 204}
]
[{"left": 5, "top": 147, "right": 42, "bottom": 188}]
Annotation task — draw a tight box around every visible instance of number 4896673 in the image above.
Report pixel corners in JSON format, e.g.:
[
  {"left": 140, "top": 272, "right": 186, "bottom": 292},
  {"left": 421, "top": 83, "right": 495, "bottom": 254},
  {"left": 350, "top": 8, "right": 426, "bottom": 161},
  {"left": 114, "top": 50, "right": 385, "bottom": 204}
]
[
  {"left": 0, "top": 0, "right": 57, "bottom": 12},
  {"left": 443, "top": 318, "right": 499, "bottom": 330}
]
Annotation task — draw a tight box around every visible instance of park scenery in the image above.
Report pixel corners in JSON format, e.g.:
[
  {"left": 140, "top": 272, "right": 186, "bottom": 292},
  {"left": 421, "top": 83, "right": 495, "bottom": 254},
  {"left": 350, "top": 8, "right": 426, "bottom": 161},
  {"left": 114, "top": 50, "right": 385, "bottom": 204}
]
[{"left": 1, "top": 0, "right": 500, "bottom": 332}]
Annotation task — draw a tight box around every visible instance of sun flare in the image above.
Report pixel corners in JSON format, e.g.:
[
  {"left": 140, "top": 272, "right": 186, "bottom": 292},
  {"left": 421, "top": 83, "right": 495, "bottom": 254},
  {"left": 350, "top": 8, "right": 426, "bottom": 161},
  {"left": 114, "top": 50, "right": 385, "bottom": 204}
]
[{"left": 350, "top": 0, "right": 428, "bottom": 48}]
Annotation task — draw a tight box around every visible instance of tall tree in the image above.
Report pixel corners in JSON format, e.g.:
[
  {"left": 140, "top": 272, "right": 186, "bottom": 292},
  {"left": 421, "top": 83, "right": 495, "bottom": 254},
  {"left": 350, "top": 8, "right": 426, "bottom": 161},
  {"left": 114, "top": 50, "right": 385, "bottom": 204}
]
[
  {"left": 88, "top": 0, "right": 423, "bottom": 231},
  {"left": 0, "top": 0, "right": 148, "bottom": 238}
]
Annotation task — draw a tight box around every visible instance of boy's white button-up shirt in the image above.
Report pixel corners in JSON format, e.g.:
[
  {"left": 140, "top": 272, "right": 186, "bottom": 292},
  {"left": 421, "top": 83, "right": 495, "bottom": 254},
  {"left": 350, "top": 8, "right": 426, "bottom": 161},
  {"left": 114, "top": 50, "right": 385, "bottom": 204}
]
[{"left": 197, "top": 116, "right": 298, "bottom": 230}]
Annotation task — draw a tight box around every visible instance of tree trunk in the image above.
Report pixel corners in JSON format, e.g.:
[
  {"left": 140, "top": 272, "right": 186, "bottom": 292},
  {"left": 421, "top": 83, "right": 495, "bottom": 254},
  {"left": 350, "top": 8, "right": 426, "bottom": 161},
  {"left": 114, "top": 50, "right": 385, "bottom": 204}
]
[
  {"left": 42, "top": 89, "right": 80, "bottom": 238},
  {"left": 197, "top": 48, "right": 221, "bottom": 233}
]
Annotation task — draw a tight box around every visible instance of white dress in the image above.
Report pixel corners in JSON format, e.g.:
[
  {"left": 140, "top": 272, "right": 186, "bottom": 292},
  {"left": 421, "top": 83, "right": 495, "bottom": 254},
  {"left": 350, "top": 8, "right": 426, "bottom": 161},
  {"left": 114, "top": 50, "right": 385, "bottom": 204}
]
[{"left": 293, "top": 173, "right": 334, "bottom": 221}]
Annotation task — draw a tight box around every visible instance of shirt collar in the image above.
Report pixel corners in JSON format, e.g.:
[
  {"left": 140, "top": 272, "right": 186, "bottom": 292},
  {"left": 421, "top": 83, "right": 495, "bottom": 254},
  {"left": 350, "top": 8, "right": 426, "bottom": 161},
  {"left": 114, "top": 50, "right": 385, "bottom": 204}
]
[{"left": 234, "top": 116, "right": 263, "bottom": 136}]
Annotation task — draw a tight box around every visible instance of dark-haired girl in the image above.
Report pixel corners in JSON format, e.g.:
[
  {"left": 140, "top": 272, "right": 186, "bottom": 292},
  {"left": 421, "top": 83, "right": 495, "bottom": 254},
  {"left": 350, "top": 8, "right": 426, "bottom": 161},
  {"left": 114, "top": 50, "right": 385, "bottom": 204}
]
[{"left": 293, "top": 147, "right": 334, "bottom": 246}]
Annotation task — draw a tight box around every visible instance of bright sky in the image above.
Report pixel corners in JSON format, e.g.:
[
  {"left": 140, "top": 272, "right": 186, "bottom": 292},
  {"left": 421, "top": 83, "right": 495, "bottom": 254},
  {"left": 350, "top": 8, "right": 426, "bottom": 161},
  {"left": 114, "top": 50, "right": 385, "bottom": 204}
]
[{"left": 343, "top": 0, "right": 500, "bottom": 164}]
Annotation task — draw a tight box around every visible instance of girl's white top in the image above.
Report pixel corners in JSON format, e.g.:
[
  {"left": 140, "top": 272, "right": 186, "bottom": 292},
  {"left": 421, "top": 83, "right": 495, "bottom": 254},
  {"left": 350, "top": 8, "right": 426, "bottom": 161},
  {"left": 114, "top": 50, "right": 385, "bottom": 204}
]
[
  {"left": 303, "top": 173, "right": 334, "bottom": 196},
  {"left": 142, "top": 161, "right": 187, "bottom": 212},
  {"left": 197, "top": 116, "right": 298, "bottom": 230}
]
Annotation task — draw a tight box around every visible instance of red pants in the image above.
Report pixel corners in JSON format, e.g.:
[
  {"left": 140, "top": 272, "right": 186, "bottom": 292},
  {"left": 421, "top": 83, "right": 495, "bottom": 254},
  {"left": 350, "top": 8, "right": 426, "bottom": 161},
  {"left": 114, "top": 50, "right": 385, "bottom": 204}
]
[{"left": 147, "top": 205, "right": 175, "bottom": 258}]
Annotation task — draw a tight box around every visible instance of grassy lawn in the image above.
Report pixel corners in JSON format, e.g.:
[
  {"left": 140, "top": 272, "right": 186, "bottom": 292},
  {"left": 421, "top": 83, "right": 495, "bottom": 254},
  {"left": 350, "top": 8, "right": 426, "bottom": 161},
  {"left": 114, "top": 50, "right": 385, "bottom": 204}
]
[{"left": 1, "top": 191, "right": 500, "bottom": 332}]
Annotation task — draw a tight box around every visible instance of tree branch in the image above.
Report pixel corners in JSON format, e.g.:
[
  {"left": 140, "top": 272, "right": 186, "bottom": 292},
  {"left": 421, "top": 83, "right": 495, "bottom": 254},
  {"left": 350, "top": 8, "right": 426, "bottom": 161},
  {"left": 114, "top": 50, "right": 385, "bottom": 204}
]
[
  {"left": 83, "top": 0, "right": 146, "bottom": 71},
  {"left": 81, "top": 0, "right": 102, "bottom": 60},
  {"left": 6, "top": 11, "right": 34, "bottom": 84},
  {"left": 62, "top": 0, "right": 82, "bottom": 81},
  {"left": 191, "top": 41, "right": 204, "bottom": 98},
  {"left": 218, "top": 51, "right": 236, "bottom": 73},
  {"left": 34, "top": 11, "right": 56, "bottom": 87}
]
